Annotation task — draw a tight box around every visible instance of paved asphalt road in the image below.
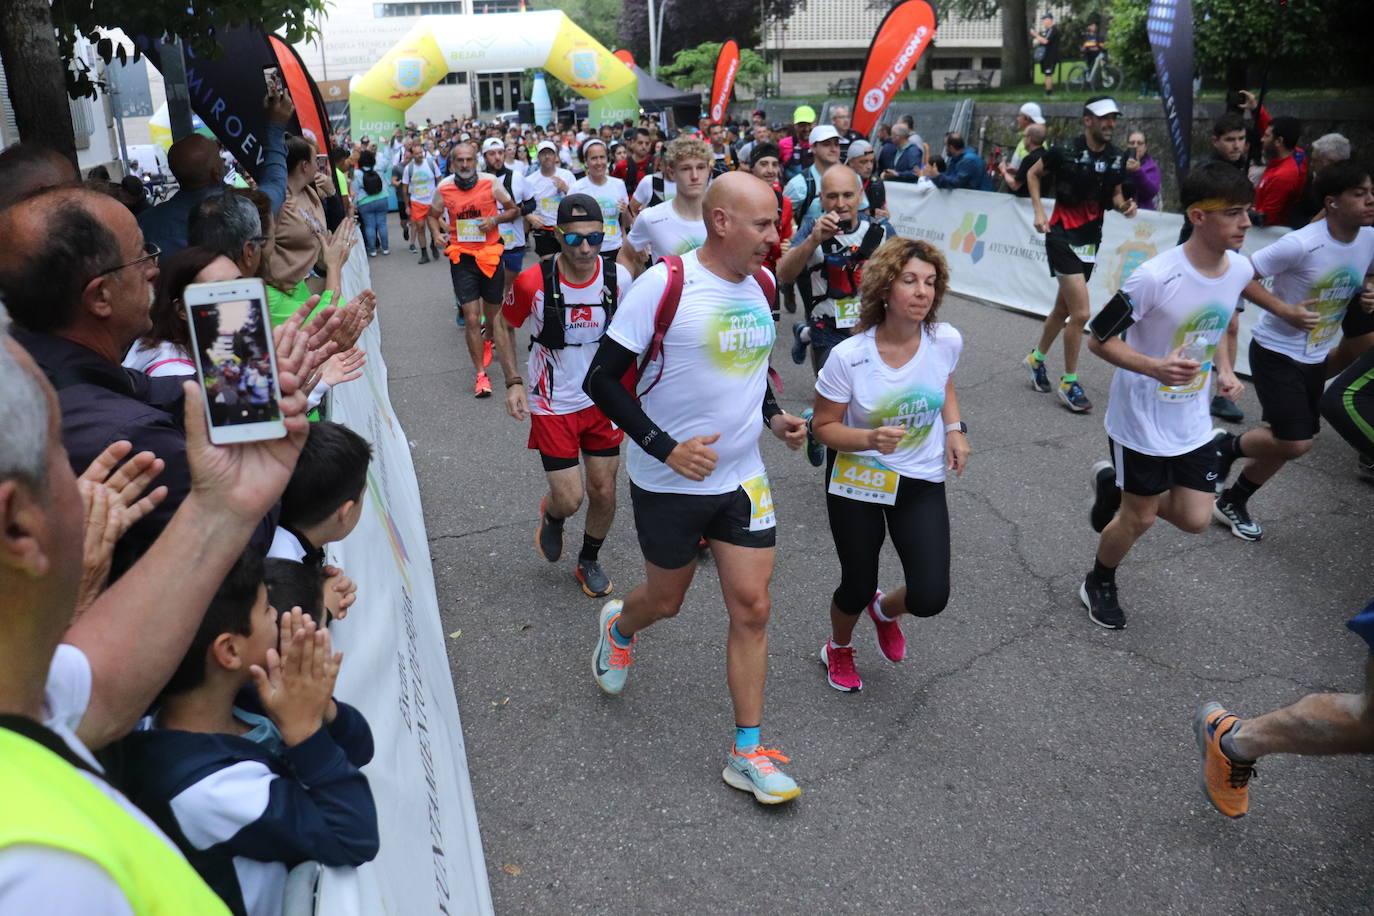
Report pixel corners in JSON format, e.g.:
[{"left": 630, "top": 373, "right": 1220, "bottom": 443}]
[{"left": 366, "top": 221, "right": 1373, "bottom": 914}]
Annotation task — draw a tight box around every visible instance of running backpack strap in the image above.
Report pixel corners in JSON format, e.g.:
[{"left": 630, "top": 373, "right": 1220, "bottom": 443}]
[
  {"left": 856, "top": 219, "right": 887, "bottom": 259},
  {"left": 635, "top": 254, "right": 686, "bottom": 397},
  {"left": 531, "top": 257, "right": 566, "bottom": 350},
  {"left": 651, "top": 175, "right": 665, "bottom": 205},
  {"left": 600, "top": 252, "right": 619, "bottom": 322},
  {"left": 797, "top": 170, "right": 817, "bottom": 226},
  {"left": 753, "top": 266, "right": 779, "bottom": 323}
]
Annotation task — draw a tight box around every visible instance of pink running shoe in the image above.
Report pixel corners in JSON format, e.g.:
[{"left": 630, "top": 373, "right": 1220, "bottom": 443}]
[
  {"left": 820, "top": 642, "right": 862, "bottom": 692},
  {"left": 866, "top": 591, "right": 905, "bottom": 663}
]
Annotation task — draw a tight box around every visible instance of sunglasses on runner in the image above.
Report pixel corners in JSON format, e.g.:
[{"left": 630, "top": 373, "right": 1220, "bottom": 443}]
[{"left": 558, "top": 229, "right": 605, "bottom": 247}]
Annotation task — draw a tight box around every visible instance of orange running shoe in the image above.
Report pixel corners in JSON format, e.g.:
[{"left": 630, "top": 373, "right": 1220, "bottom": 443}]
[
  {"left": 474, "top": 372, "right": 492, "bottom": 398},
  {"left": 1194, "top": 702, "right": 1255, "bottom": 818}
]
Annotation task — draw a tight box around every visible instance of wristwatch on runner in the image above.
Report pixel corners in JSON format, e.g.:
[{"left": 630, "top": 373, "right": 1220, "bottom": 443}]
[{"left": 945, "top": 421, "right": 968, "bottom": 435}]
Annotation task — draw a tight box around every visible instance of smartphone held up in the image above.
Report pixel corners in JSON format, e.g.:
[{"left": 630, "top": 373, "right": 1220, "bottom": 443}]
[
  {"left": 183, "top": 278, "right": 287, "bottom": 444},
  {"left": 263, "top": 65, "right": 285, "bottom": 96}
]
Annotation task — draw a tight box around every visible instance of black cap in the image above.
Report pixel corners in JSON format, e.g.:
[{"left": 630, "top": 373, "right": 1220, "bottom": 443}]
[{"left": 557, "top": 193, "right": 603, "bottom": 226}]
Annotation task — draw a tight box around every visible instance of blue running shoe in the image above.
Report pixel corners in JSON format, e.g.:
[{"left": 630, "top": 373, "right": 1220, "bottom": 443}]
[
  {"left": 591, "top": 600, "right": 633, "bottom": 695},
  {"left": 723, "top": 745, "right": 801, "bottom": 804},
  {"left": 791, "top": 322, "right": 808, "bottom": 365},
  {"left": 1025, "top": 352, "right": 1050, "bottom": 392},
  {"left": 1057, "top": 378, "right": 1092, "bottom": 412},
  {"left": 801, "top": 408, "right": 823, "bottom": 467}
]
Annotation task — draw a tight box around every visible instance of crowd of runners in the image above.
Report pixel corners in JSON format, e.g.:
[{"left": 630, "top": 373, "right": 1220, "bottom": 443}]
[{"left": 349, "top": 98, "right": 1374, "bottom": 813}]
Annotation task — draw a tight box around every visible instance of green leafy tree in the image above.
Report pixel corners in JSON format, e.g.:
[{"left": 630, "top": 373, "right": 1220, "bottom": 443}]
[
  {"left": 658, "top": 42, "right": 769, "bottom": 95},
  {"left": 1109, "top": 0, "right": 1370, "bottom": 91},
  {"left": 0, "top": 0, "right": 325, "bottom": 163}
]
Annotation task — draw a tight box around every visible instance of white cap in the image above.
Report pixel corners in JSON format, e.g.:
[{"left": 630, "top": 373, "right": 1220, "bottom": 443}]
[
  {"left": 481, "top": 137, "right": 504, "bottom": 153},
  {"left": 809, "top": 124, "right": 841, "bottom": 145},
  {"left": 1084, "top": 97, "right": 1122, "bottom": 118},
  {"left": 1019, "top": 102, "right": 1046, "bottom": 125},
  {"left": 846, "top": 139, "right": 874, "bottom": 158},
  {"left": 536, "top": 140, "right": 559, "bottom": 154}
]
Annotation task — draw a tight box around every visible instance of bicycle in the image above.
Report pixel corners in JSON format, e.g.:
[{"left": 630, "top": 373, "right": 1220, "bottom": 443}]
[{"left": 1066, "top": 47, "right": 1123, "bottom": 93}]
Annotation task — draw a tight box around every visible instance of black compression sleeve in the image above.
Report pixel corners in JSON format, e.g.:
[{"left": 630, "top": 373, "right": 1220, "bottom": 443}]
[
  {"left": 762, "top": 380, "right": 783, "bottom": 427},
  {"left": 520, "top": 197, "right": 537, "bottom": 215},
  {"left": 583, "top": 338, "right": 678, "bottom": 462}
]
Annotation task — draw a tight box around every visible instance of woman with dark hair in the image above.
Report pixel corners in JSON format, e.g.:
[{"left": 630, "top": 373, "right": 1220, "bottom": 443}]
[
  {"left": 809, "top": 238, "right": 970, "bottom": 693},
  {"left": 122, "top": 246, "right": 240, "bottom": 377},
  {"left": 266, "top": 134, "right": 335, "bottom": 296}
]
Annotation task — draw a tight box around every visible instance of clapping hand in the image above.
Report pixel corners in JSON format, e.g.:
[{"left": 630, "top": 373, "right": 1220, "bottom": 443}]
[
  {"left": 75, "top": 442, "right": 168, "bottom": 617},
  {"left": 251, "top": 609, "right": 342, "bottom": 746},
  {"left": 323, "top": 565, "right": 357, "bottom": 620}
]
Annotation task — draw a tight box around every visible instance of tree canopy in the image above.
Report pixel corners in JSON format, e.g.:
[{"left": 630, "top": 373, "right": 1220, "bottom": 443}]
[
  {"left": 657, "top": 42, "right": 769, "bottom": 95},
  {"left": 617, "top": 0, "right": 801, "bottom": 65}
]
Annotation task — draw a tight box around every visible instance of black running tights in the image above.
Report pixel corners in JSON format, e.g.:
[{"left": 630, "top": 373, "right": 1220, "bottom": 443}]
[
  {"left": 1320, "top": 347, "right": 1374, "bottom": 458},
  {"left": 825, "top": 457, "right": 951, "bottom": 617}
]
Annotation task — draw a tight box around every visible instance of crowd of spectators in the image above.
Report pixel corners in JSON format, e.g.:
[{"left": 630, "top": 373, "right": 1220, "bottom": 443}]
[{"left": 0, "top": 83, "right": 381, "bottom": 915}]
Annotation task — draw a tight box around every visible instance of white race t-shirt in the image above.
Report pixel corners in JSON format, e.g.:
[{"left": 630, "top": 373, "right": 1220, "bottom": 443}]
[
  {"left": 1103, "top": 246, "right": 1253, "bottom": 456},
  {"left": 607, "top": 250, "right": 776, "bottom": 495},
  {"left": 402, "top": 160, "right": 440, "bottom": 205},
  {"left": 625, "top": 200, "right": 707, "bottom": 263},
  {"left": 571, "top": 175, "right": 629, "bottom": 251},
  {"left": 633, "top": 173, "right": 676, "bottom": 206},
  {"left": 815, "top": 324, "right": 962, "bottom": 482},
  {"left": 524, "top": 168, "right": 576, "bottom": 228},
  {"left": 1250, "top": 222, "right": 1374, "bottom": 363},
  {"left": 503, "top": 257, "right": 633, "bottom": 415},
  {"left": 491, "top": 168, "right": 533, "bottom": 249}
]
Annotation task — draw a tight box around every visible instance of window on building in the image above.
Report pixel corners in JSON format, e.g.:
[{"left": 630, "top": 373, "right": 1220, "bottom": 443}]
[
  {"left": 438, "top": 72, "right": 468, "bottom": 85},
  {"left": 375, "top": 1, "right": 462, "bottom": 16},
  {"left": 473, "top": 0, "right": 519, "bottom": 11},
  {"left": 979, "top": 57, "right": 1002, "bottom": 70},
  {"left": 932, "top": 57, "right": 974, "bottom": 70},
  {"left": 780, "top": 58, "right": 866, "bottom": 73}
]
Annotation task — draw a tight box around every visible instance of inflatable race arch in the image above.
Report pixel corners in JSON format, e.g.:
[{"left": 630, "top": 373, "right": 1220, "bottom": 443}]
[{"left": 350, "top": 10, "right": 638, "bottom": 137}]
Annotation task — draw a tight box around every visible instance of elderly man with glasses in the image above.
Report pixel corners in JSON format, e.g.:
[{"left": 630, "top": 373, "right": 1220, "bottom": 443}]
[{"left": 0, "top": 187, "right": 274, "bottom": 575}]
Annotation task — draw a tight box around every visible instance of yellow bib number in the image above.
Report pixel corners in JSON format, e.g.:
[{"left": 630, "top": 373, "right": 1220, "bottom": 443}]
[
  {"left": 835, "top": 297, "right": 861, "bottom": 329},
  {"left": 499, "top": 220, "right": 515, "bottom": 244},
  {"left": 454, "top": 219, "right": 485, "bottom": 242},
  {"left": 828, "top": 453, "right": 899, "bottom": 505},
  {"left": 741, "top": 473, "right": 776, "bottom": 531}
]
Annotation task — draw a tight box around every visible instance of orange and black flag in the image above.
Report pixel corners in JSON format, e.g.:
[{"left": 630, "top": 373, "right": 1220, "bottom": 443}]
[{"left": 850, "top": 0, "right": 937, "bottom": 139}]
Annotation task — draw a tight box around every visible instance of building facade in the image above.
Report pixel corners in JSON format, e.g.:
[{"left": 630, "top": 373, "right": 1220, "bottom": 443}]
[{"left": 762, "top": 1, "right": 1004, "bottom": 97}]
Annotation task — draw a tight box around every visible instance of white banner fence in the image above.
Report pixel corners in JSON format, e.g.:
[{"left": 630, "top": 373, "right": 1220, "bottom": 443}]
[
  {"left": 884, "top": 183, "right": 1289, "bottom": 376},
  {"left": 316, "top": 245, "right": 494, "bottom": 915}
]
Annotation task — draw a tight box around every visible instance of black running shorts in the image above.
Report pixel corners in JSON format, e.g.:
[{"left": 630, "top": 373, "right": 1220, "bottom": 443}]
[
  {"left": 630, "top": 482, "right": 775, "bottom": 570},
  {"left": 1045, "top": 223, "right": 1101, "bottom": 281},
  {"left": 450, "top": 254, "right": 504, "bottom": 305},
  {"left": 1250, "top": 339, "right": 1325, "bottom": 441},
  {"left": 1109, "top": 436, "right": 1218, "bottom": 497}
]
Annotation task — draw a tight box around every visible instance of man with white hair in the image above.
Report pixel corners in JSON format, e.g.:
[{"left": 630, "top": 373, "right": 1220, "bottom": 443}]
[
  {"left": 829, "top": 105, "right": 863, "bottom": 162},
  {"left": 879, "top": 122, "right": 925, "bottom": 184},
  {"left": 1288, "top": 132, "right": 1351, "bottom": 228}
]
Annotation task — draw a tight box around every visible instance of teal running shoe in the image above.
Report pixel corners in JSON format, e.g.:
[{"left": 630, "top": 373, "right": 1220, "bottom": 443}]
[
  {"left": 591, "top": 600, "right": 633, "bottom": 694},
  {"left": 801, "top": 408, "right": 823, "bottom": 468},
  {"left": 722, "top": 745, "right": 801, "bottom": 804}
]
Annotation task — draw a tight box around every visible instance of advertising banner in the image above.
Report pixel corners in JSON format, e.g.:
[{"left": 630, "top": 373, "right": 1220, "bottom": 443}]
[
  {"left": 136, "top": 28, "right": 333, "bottom": 183},
  {"left": 709, "top": 40, "right": 740, "bottom": 123},
  {"left": 850, "top": 0, "right": 937, "bottom": 138},
  {"left": 885, "top": 184, "right": 1289, "bottom": 375},
  {"left": 1146, "top": 0, "right": 1195, "bottom": 179},
  {"left": 317, "top": 246, "right": 494, "bottom": 914}
]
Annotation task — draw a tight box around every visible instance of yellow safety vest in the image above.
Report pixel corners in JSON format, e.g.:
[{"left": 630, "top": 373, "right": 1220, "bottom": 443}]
[{"left": 0, "top": 721, "right": 231, "bottom": 916}]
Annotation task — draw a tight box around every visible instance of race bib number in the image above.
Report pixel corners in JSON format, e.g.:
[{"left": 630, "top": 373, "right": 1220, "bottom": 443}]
[
  {"left": 540, "top": 195, "right": 563, "bottom": 214},
  {"left": 740, "top": 474, "right": 776, "bottom": 531},
  {"left": 454, "top": 219, "right": 485, "bottom": 243},
  {"left": 499, "top": 220, "right": 515, "bottom": 245},
  {"left": 604, "top": 213, "right": 621, "bottom": 240},
  {"left": 834, "top": 296, "right": 861, "bottom": 329},
  {"left": 1305, "top": 309, "right": 1348, "bottom": 358},
  {"left": 1156, "top": 329, "right": 1219, "bottom": 403},
  {"left": 1071, "top": 242, "right": 1099, "bottom": 264},
  {"left": 827, "top": 453, "right": 899, "bottom": 505}
]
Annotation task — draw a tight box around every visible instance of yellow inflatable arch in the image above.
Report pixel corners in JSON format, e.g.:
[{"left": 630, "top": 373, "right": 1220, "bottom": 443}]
[{"left": 350, "top": 10, "right": 638, "bottom": 137}]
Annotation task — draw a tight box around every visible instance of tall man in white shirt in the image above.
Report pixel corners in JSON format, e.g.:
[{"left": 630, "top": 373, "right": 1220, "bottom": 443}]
[
  {"left": 618, "top": 135, "right": 711, "bottom": 279},
  {"left": 583, "top": 172, "right": 809, "bottom": 804}
]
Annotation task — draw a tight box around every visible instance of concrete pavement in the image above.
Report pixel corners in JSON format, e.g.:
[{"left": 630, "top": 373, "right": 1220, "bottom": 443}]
[{"left": 367, "top": 219, "right": 1374, "bottom": 913}]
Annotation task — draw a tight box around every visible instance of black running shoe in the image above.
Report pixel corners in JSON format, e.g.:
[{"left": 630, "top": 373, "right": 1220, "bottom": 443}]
[
  {"left": 1210, "top": 395, "right": 1244, "bottom": 423},
  {"left": 1080, "top": 575, "right": 1125, "bottom": 629},
  {"left": 1089, "top": 459, "right": 1120, "bottom": 533},
  {"left": 575, "top": 559, "right": 612, "bottom": 597},
  {"left": 535, "top": 498, "right": 563, "bottom": 561},
  {"left": 418, "top": 250, "right": 431, "bottom": 265},
  {"left": 1213, "top": 495, "right": 1262, "bottom": 541},
  {"left": 791, "top": 322, "right": 808, "bottom": 365}
]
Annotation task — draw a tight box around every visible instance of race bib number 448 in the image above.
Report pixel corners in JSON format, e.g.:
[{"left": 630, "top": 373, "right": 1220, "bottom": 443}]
[{"left": 828, "top": 453, "right": 898, "bottom": 505}]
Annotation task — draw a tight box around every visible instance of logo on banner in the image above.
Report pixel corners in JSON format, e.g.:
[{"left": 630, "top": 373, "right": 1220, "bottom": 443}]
[
  {"left": 1107, "top": 223, "right": 1159, "bottom": 289},
  {"left": 863, "top": 26, "right": 929, "bottom": 115},
  {"left": 863, "top": 89, "right": 884, "bottom": 113},
  {"left": 951, "top": 211, "right": 989, "bottom": 262},
  {"left": 395, "top": 57, "right": 424, "bottom": 91}
]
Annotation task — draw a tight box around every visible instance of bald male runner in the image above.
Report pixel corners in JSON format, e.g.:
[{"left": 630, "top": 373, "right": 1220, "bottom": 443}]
[{"left": 583, "top": 172, "right": 810, "bottom": 805}]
